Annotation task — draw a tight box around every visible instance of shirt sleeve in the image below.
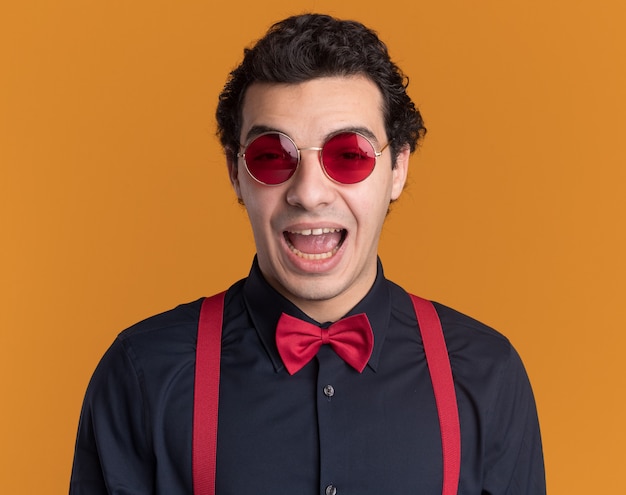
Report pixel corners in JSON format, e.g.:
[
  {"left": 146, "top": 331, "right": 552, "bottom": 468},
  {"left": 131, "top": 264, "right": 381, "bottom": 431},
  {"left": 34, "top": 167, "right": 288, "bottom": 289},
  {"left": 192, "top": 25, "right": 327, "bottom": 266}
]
[
  {"left": 70, "top": 338, "right": 155, "bottom": 495},
  {"left": 482, "top": 346, "right": 546, "bottom": 495}
]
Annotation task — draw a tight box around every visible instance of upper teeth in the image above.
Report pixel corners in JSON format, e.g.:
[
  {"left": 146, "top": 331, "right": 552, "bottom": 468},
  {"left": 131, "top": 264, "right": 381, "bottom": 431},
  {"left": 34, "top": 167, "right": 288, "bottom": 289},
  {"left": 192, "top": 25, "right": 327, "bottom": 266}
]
[{"left": 289, "top": 228, "right": 342, "bottom": 236}]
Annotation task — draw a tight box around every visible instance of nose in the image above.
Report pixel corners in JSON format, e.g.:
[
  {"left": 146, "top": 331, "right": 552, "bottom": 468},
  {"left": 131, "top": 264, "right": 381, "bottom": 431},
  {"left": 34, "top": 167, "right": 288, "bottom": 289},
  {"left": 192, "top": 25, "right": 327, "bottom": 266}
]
[{"left": 285, "top": 149, "right": 337, "bottom": 210}]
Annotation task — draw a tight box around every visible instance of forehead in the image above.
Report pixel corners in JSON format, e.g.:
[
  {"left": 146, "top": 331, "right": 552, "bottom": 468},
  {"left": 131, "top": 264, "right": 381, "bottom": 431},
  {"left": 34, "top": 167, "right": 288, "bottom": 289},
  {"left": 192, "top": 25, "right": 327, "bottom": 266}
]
[{"left": 240, "top": 75, "right": 386, "bottom": 144}]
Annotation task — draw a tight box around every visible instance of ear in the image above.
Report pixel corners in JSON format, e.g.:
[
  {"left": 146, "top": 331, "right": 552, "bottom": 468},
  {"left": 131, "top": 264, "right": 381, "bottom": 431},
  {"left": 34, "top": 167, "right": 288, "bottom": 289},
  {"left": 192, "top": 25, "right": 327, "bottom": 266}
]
[
  {"left": 390, "top": 145, "right": 410, "bottom": 201},
  {"left": 226, "top": 150, "right": 243, "bottom": 201}
]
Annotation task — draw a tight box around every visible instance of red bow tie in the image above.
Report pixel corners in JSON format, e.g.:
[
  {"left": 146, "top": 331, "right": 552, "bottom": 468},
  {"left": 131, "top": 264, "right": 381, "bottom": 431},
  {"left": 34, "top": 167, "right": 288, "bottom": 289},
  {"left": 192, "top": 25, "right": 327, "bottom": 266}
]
[{"left": 275, "top": 313, "right": 374, "bottom": 375}]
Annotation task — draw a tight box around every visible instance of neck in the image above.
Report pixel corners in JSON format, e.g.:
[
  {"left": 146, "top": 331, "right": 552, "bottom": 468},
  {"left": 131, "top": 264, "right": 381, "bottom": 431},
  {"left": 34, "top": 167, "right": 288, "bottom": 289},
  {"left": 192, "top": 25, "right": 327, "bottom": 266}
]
[
  {"left": 273, "top": 274, "right": 377, "bottom": 324},
  {"left": 292, "top": 299, "right": 354, "bottom": 324}
]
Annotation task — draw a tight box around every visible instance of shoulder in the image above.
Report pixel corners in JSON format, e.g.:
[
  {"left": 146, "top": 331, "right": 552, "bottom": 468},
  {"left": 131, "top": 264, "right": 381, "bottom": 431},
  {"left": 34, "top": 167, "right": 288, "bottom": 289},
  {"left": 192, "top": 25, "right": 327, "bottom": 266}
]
[
  {"left": 432, "top": 301, "right": 512, "bottom": 356},
  {"left": 431, "top": 301, "right": 527, "bottom": 387},
  {"left": 392, "top": 283, "right": 537, "bottom": 420},
  {"left": 388, "top": 281, "right": 517, "bottom": 375},
  {"left": 115, "top": 279, "right": 246, "bottom": 355},
  {"left": 117, "top": 298, "right": 204, "bottom": 350}
]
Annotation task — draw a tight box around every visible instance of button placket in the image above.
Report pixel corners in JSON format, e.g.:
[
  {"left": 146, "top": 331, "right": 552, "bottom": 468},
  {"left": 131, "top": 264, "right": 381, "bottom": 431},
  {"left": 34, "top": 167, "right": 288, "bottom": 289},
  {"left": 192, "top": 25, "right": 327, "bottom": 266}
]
[{"left": 317, "top": 346, "right": 346, "bottom": 495}]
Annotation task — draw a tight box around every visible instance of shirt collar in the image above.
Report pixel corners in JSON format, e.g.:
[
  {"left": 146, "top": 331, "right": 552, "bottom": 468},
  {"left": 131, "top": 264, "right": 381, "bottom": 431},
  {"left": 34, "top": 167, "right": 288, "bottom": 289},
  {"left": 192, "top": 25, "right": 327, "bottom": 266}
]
[{"left": 243, "top": 257, "right": 391, "bottom": 372}]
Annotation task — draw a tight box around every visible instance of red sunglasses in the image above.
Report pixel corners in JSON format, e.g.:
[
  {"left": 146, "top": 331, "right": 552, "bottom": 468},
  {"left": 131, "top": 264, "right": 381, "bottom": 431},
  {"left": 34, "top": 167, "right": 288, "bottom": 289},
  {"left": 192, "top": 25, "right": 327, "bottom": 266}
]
[{"left": 237, "top": 131, "right": 389, "bottom": 185}]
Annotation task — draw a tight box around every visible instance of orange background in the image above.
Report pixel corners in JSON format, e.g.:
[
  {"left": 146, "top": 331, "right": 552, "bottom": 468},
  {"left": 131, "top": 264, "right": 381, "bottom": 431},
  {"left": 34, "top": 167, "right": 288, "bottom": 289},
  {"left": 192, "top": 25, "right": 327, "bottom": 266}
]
[{"left": 1, "top": 1, "right": 625, "bottom": 493}]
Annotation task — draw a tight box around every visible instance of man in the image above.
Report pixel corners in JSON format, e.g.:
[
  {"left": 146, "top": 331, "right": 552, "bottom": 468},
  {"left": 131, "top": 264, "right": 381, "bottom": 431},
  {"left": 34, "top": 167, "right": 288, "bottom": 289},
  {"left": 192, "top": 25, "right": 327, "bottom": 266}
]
[{"left": 70, "top": 14, "right": 545, "bottom": 494}]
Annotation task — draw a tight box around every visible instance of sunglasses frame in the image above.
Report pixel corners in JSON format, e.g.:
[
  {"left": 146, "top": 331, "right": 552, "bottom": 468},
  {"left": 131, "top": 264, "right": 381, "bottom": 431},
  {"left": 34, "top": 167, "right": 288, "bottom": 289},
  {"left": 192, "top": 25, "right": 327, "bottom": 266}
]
[{"left": 237, "top": 131, "right": 389, "bottom": 186}]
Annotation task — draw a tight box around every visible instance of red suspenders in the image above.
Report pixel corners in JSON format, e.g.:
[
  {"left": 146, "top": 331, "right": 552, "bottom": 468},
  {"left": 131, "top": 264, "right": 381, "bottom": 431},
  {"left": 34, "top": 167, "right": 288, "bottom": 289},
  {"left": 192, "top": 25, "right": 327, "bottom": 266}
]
[
  {"left": 410, "top": 295, "right": 461, "bottom": 495},
  {"left": 192, "top": 292, "right": 225, "bottom": 495},
  {"left": 192, "top": 292, "right": 461, "bottom": 495}
]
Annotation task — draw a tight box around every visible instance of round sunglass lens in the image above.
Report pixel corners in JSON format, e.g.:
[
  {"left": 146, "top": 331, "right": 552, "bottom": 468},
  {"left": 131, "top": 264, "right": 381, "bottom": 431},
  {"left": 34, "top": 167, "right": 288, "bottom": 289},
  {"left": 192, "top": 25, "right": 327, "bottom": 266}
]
[
  {"left": 322, "top": 133, "right": 377, "bottom": 184},
  {"left": 244, "top": 133, "right": 299, "bottom": 185}
]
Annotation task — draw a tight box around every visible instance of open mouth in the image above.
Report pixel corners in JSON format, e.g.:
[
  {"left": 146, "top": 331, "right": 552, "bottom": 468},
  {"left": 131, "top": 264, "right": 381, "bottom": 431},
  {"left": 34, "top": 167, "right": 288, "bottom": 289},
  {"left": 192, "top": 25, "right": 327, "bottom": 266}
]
[{"left": 284, "top": 228, "right": 347, "bottom": 260}]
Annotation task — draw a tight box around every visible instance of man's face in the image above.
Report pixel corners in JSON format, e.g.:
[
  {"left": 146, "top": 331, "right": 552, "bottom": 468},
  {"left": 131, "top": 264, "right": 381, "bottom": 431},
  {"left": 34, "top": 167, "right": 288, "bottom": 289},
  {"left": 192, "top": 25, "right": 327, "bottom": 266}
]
[{"left": 228, "top": 75, "right": 409, "bottom": 320}]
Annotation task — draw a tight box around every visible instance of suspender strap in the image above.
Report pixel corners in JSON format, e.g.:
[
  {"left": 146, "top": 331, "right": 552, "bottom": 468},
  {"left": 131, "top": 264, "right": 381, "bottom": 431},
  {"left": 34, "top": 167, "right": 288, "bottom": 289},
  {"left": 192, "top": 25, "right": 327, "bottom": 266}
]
[
  {"left": 410, "top": 295, "right": 461, "bottom": 495},
  {"left": 192, "top": 292, "right": 226, "bottom": 495},
  {"left": 193, "top": 292, "right": 460, "bottom": 495}
]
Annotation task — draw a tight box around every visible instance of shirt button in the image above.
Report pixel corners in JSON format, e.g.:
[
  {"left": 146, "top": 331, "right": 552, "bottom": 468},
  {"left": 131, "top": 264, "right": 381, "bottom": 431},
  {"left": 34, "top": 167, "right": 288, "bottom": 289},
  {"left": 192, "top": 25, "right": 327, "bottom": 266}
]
[
  {"left": 325, "top": 484, "right": 337, "bottom": 495},
  {"left": 323, "top": 385, "right": 335, "bottom": 397}
]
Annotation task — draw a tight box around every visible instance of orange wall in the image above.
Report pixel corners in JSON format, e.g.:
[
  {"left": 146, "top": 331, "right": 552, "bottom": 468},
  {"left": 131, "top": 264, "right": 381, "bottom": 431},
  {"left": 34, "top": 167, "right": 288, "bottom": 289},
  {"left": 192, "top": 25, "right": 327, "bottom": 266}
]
[{"left": 1, "top": 1, "right": 625, "bottom": 493}]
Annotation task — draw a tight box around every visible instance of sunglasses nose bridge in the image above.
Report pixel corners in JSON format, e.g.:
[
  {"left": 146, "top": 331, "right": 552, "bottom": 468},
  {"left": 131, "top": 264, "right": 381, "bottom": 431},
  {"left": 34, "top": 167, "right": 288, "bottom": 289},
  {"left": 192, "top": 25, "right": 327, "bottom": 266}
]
[
  {"left": 298, "top": 146, "right": 324, "bottom": 160},
  {"left": 295, "top": 145, "right": 325, "bottom": 172}
]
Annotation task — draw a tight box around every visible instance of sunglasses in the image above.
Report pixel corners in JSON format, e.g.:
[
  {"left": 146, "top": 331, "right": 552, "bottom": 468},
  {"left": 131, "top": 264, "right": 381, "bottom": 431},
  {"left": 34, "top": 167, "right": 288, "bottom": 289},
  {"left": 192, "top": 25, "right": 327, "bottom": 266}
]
[{"left": 237, "top": 131, "right": 389, "bottom": 185}]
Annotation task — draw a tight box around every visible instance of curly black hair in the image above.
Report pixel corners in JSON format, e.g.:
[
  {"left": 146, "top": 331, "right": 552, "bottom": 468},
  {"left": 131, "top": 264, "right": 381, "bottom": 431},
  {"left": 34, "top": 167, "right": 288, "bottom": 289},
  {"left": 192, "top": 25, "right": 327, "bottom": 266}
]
[{"left": 216, "top": 13, "right": 426, "bottom": 168}]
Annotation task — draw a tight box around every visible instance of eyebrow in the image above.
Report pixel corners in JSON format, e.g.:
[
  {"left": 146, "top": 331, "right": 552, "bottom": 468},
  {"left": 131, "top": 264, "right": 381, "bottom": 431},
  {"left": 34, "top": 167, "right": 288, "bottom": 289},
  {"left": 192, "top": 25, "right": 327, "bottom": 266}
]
[
  {"left": 242, "top": 125, "right": 383, "bottom": 147},
  {"left": 243, "top": 125, "right": 281, "bottom": 144}
]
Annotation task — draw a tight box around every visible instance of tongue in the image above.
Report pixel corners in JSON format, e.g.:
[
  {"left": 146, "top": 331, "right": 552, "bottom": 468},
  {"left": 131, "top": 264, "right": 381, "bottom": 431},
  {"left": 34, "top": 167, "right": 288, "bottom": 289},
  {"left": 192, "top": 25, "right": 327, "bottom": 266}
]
[{"left": 286, "top": 231, "right": 343, "bottom": 254}]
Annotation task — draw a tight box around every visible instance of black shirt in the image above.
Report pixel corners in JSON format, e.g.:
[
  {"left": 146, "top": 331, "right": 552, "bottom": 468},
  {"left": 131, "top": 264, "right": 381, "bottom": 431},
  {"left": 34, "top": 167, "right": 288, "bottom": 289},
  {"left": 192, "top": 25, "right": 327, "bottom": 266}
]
[{"left": 70, "top": 259, "right": 545, "bottom": 494}]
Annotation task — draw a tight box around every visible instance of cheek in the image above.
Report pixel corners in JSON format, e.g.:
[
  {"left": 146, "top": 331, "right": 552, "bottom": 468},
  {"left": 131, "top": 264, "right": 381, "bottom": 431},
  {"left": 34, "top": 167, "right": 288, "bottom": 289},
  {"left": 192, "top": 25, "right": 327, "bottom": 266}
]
[
  {"left": 362, "top": 187, "right": 393, "bottom": 231},
  {"left": 245, "top": 205, "right": 274, "bottom": 254},
  {"left": 348, "top": 188, "right": 388, "bottom": 226},
  {"left": 364, "top": 173, "right": 394, "bottom": 207},
  {"left": 239, "top": 177, "right": 264, "bottom": 208},
  {"left": 241, "top": 185, "right": 281, "bottom": 228}
]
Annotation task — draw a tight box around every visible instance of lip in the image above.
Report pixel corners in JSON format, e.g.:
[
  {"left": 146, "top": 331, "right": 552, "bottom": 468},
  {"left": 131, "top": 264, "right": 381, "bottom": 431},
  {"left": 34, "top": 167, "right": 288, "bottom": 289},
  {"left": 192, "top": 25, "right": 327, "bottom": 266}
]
[
  {"left": 285, "top": 227, "right": 343, "bottom": 236},
  {"left": 280, "top": 223, "right": 348, "bottom": 272}
]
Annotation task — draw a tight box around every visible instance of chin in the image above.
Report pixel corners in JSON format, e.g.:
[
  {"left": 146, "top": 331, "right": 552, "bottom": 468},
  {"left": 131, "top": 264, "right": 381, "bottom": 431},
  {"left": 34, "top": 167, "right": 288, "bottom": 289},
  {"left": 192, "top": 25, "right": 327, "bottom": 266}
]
[{"left": 283, "top": 273, "right": 353, "bottom": 303}]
